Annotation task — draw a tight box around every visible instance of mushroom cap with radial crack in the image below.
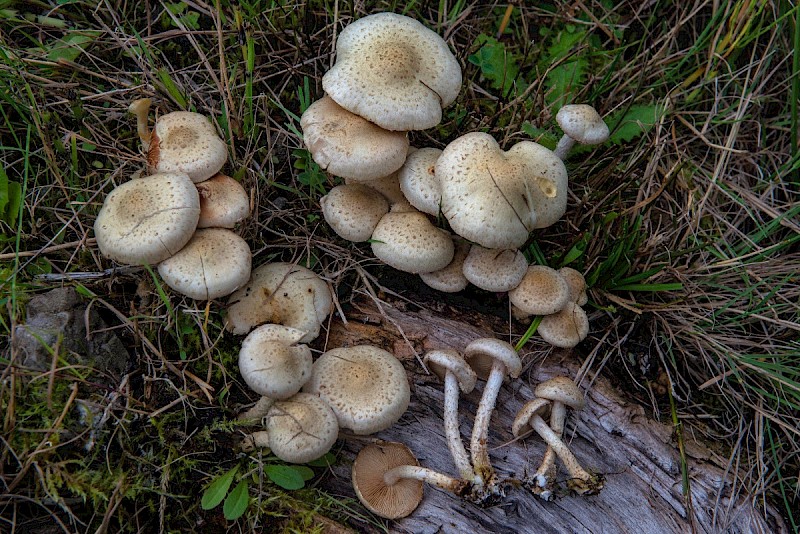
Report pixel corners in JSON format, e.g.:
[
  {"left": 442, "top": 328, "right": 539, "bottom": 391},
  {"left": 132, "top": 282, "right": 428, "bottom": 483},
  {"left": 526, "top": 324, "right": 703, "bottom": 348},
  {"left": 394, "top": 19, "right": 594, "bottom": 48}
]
[
  {"left": 352, "top": 441, "right": 424, "bottom": 519},
  {"left": 300, "top": 95, "right": 409, "bottom": 181},
  {"left": 322, "top": 12, "right": 462, "bottom": 131},
  {"left": 511, "top": 397, "right": 551, "bottom": 437},
  {"left": 424, "top": 349, "right": 477, "bottom": 394},
  {"left": 320, "top": 183, "right": 390, "bottom": 242},
  {"left": 196, "top": 173, "right": 250, "bottom": 228},
  {"left": 238, "top": 324, "right": 312, "bottom": 400},
  {"left": 558, "top": 267, "right": 588, "bottom": 306},
  {"left": 464, "top": 338, "right": 522, "bottom": 381},
  {"left": 436, "top": 133, "right": 567, "bottom": 249},
  {"left": 157, "top": 228, "right": 251, "bottom": 300},
  {"left": 94, "top": 172, "right": 200, "bottom": 265},
  {"left": 555, "top": 104, "right": 610, "bottom": 145},
  {"left": 537, "top": 303, "right": 590, "bottom": 349},
  {"left": 462, "top": 245, "right": 528, "bottom": 292},
  {"left": 534, "top": 376, "right": 585, "bottom": 411},
  {"left": 224, "top": 262, "right": 333, "bottom": 343},
  {"left": 148, "top": 111, "right": 227, "bottom": 183},
  {"left": 513, "top": 142, "right": 569, "bottom": 229},
  {"left": 419, "top": 236, "right": 470, "bottom": 293},
  {"left": 508, "top": 265, "right": 571, "bottom": 316},
  {"left": 303, "top": 345, "right": 410, "bottom": 435},
  {"left": 264, "top": 392, "right": 339, "bottom": 464},
  {"left": 371, "top": 204, "right": 455, "bottom": 274},
  {"left": 398, "top": 147, "right": 443, "bottom": 215}
]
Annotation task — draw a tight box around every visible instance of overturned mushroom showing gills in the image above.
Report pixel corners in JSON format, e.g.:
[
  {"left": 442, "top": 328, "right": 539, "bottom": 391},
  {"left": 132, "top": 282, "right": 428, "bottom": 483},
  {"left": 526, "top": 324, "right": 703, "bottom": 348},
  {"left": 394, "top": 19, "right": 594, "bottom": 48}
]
[
  {"left": 237, "top": 324, "right": 312, "bottom": 400},
  {"left": 148, "top": 111, "right": 228, "bottom": 183},
  {"left": 263, "top": 392, "right": 339, "bottom": 464},
  {"left": 553, "top": 104, "right": 610, "bottom": 160},
  {"left": 196, "top": 173, "right": 250, "bottom": 228},
  {"left": 94, "top": 172, "right": 200, "bottom": 265}
]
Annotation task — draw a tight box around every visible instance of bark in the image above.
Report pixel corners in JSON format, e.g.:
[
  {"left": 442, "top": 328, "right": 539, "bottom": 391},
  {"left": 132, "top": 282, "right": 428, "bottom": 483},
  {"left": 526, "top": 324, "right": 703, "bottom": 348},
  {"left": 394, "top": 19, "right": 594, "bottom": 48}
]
[{"left": 320, "top": 296, "right": 787, "bottom": 534}]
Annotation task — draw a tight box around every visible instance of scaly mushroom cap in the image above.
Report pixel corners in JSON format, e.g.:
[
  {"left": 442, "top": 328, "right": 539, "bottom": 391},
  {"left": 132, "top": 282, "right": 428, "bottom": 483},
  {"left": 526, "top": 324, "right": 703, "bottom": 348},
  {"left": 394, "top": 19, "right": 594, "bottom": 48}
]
[
  {"left": 148, "top": 111, "right": 227, "bottom": 183},
  {"left": 511, "top": 397, "right": 551, "bottom": 437},
  {"left": 419, "top": 237, "right": 470, "bottom": 293},
  {"left": 508, "top": 265, "right": 571, "bottom": 316},
  {"left": 94, "top": 172, "right": 200, "bottom": 265},
  {"left": 464, "top": 337, "right": 522, "bottom": 381},
  {"left": 538, "top": 303, "right": 590, "bottom": 348},
  {"left": 224, "top": 262, "right": 333, "bottom": 343},
  {"left": 556, "top": 104, "right": 610, "bottom": 145},
  {"left": 534, "top": 376, "right": 585, "bottom": 410},
  {"left": 437, "top": 133, "right": 568, "bottom": 249},
  {"left": 300, "top": 95, "right": 409, "bottom": 181},
  {"left": 238, "top": 324, "right": 312, "bottom": 400},
  {"left": 398, "top": 147, "right": 443, "bottom": 215},
  {"left": 558, "top": 267, "right": 589, "bottom": 306},
  {"left": 371, "top": 204, "right": 455, "bottom": 274},
  {"left": 265, "top": 392, "right": 339, "bottom": 464},
  {"left": 196, "top": 173, "right": 250, "bottom": 228},
  {"left": 320, "top": 183, "right": 390, "bottom": 242},
  {"left": 322, "top": 12, "right": 462, "bottom": 131},
  {"left": 352, "top": 441, "right": 424, "bottom": 519},
  {"left": 303, "top": 345, "right": 410, "bottom": 435},
  {"left": 424, "top": 349, "right": 477, "bottom": 394},
  {"left": 462, "top": 245, "right": 528, "bottom": 292},
  {"left": 157, "top": 228, "right": 251, "bottom": 300}
]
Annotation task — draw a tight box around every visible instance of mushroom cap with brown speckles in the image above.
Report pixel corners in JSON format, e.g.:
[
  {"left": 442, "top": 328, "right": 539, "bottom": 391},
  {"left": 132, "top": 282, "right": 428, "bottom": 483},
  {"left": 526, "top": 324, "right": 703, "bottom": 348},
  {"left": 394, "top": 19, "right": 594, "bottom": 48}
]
[
  {"left": 320, "top": 183, "right": 390, "bottom": 242},
  {"left": 398, "top": 147, "right": 443, "bottom": 215},
  {"left": 508, "top": 265, "right": 571, "bottom": 316},
  {"left": 538, "top": 303, "right": 590, "bottom": 348},
  {"left": 148, "top": 111, "right": 227, "bottom": 183},
  {"left": 371, "top": 206, "right": 454, "bottom": 274},
  {"left": 462, "top": 245, "right": 528, "bottom": 292},
  {"left": 265, "top": 392, "right": 339, "bottom": 464},
  {"left": 238, "top": 324, "right": 312, "bottom": 400},
  {"left": 196, "top": 174, "right": 250, "bottom": 228}
]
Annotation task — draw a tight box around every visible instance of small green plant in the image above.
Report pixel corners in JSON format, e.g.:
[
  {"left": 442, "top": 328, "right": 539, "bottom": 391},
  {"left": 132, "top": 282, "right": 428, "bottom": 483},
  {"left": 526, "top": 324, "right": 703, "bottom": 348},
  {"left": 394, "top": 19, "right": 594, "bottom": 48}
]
[{"left": 0, "top": 163, "right": 21, "bottom": 229}]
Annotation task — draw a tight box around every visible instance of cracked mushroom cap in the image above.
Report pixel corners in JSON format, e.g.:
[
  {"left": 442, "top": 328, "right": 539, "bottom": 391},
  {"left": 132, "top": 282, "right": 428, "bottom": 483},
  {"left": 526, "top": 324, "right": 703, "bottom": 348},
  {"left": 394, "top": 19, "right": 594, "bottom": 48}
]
[
  {"left": 464, "top": 338, "right": 522, "bottom": 381},
  {"left": 534, "top": 376, "right": 585, "bottom": 410},
  {"left": 538, "top": 303, "right": 590, "bottom": 348},
  {"left": 424, "top": 349, "right": 477, "bottom": 394},
  {"left": 556, "top": 104, "right": 610, "bottom": 145},
  {"left": 238, "top": 324, "right": 313, "bottom": 400},
  {"left": 320, "top": 183, "right": 390, "bottom": 242},
  {"left": 303, "top": 345, "right": 410, "bottom": 435},
  {"left": 511, "top": 397, "right": 551, "bottom": 437},
  {"left": 265, "top": 392, "right": 339, "bottom": 464},
  {"left": 508, "top": 265, "right": 571, "bottom": 316},
  {"left": 462, "top": 245, "right": 528, "bottom": 292},
  {"left": 558, "top": 267, "right": 589, "bottom": 306},
  {"left": 352, "top": 441, "right": 423, "bottom": 519},
  {"left": 398, "top": 147, "right": 442, "bottom": 215},
  {"left": 196, "top": 173, "right": 250, "bottom": 228},
  {"left": 148, "top": 111, "right": 227, "bottom": 183},
  {"left": 322, "top": 12, "right": 462, "bottom": 131},
  {"left": 94, "top": 172, "right": 200, "bottom": 265},
  {"left": 157, "top": 228, "right": 251, "bottom": 300},
  {"left": 300, "top": 95, "right": 409, "bottom": 181},
  {"left": 419, "top": 237, "right": 470, "bottom": 293},
  {"left": 224, "top": 262, "right": 333, "bottom": 343},
  {"left": 371, "top": 204, "right": 455, "bottom": 274}
]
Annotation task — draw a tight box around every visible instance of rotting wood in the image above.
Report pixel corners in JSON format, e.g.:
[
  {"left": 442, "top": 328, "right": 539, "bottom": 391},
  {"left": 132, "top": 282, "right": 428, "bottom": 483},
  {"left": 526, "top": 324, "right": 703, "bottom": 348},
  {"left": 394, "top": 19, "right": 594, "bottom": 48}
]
[{"left": 319, "top": 296, "right": 787, "bottom": 534}]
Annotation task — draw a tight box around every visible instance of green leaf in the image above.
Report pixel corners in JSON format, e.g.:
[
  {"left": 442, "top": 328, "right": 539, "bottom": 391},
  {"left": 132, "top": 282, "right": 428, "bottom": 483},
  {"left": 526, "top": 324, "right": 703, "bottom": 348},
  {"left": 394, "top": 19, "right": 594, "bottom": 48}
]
[
  {"left": 264, "top": 464, "right": 305, "bottom": 490},
  {"left": 521, "top": 123, "right": 560, "bottom": 151},
  {"left": 292, "top": 466, "right": 315, "bottom": 481},
  {"left": 542, "top": 29, "right": 588, "bottom": 108},
  {"left": 307, "top": 452, "right": 336, "bottom": 467},
  {"left": 201, "top": 465, "right": 238, "bottom": 510},
  {"left": 46, "top": 32, "right": 97, "bottom": 62},
  {"left": 222, "top": 479, "right": 249, "bottom": 520},
  {"left": 606, "top": 104, "right": 665, "bottom": 145},
  {"left": 467, "top": 34, "right": 523, "bottom": 94}
]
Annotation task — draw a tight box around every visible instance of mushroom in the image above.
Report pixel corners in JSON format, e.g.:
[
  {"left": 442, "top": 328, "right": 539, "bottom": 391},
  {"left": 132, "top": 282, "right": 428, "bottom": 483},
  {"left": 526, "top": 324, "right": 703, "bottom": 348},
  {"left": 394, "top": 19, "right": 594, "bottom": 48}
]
[
  {"left": 322, "top": 12, "right": 462, "bottom": 131},
  {"left": 508, "top": 265, "right": 571, "bottom": 316},
  {"left": 224, "top": 262, "right": 333, "bottom": 343},
  {"left": 398, "top": 147, "right": 443, "bottom": 216},
  {"left": 147, "top": 111, "right": 228, "bottom": 183},
  {"left": 237, "top": 324, "right": 312, "bottom": 400},
  {"left": 419, "top": 237, "right": 470, "bottom": 293},
  {"left": 261, "top": 392, "right": 339, "bottom": 464},
  {"left": 196, "top": 173, "right": 250, "bottom": 228},
  {"left": 461, "top": 245, "right": 528, "bottom": 292},
  {"left": 300, "top": 95, "right": 409, "bottom": 181},
  {"left": 464, "top": 338, "right": 522, "bottom": 491},
  {"left": 128, "top": 98, "right": 153, "bottom": 149},
  {"left": 538, "top": 303, "right": 590, "bottom": 348},
  {"left": 157, "top": 228, "right": 251, "bottom": 300},
  {"left": 303, "top": 345, "right": 410, "bottom": 435},
  {"left": 320, "top": 183, "right": 390, "bottom": 242},
  {"left": 558, "top": 266, "right": 589, "bottom": 306},
  {"left": 553, "top": 104, "right": 610, "bottom": 160},
  {"left": 423, "top": 349, "right": 478, "bottom": 482},
  {"left": 352, "top": 441, "right": 469, "bottom": 519},
  {"left": 512, "top": 397, "right": 603, "bottom": 495},
  {"left": 94, "top": 172, "right": 200, "bottom": 265}
]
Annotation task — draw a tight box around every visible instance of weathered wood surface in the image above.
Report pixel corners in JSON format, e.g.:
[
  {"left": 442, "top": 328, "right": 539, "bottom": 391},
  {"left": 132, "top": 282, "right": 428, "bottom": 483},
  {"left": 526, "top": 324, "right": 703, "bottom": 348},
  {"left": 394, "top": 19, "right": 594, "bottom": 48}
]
[{"left": 319, "top": 296, "right": 787, "bottom": 534}]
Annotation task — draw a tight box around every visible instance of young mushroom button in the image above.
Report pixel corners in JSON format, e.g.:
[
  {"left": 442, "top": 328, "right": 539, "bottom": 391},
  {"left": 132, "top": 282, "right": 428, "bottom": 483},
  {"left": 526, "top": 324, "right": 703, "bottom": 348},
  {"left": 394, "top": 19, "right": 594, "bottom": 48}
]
[{"left": 554, "top": 104, "right": 610, "bottom": 160}]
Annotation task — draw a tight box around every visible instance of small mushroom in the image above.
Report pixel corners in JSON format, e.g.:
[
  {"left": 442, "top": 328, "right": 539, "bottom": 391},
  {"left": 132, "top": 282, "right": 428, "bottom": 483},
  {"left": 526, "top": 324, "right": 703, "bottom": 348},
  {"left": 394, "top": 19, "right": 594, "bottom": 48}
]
[
  {"left": 538, "top": 303, "right": 590, "bottom": 348},
  {"left": 262, "top": 392, "right": 339, "bottom": 464},
  {"left": 398, "top": 147, "right": 443, "bottom": 216},
  {"left": 419, "top": 237, "right": 470, "bottom": 293},
  {"left": 558, "top": 267, "right": 589, "bottom": 306},
  {"left": 196, "top": 173, "right": 250, "bottom": 228},
  {"left": 553, "top": 104, "right": 610, "bottom": 160},
  {"left": 462, "top": 245, "right": 528, "bottom": 292},
  {"left": 148, "top": 111, "right": 228, "bottom": 183},
  {"left": 237, "top": 324, "right": 312, "bottom": 400},
  {"left": 128, "top": 98, "right": 153, "bottom": 149},
  {"left": 508, "top": 265, "right": 571, "bottom": 316},
  {"left": 320, "top": 183, "right": 390, "bottom": 242}
]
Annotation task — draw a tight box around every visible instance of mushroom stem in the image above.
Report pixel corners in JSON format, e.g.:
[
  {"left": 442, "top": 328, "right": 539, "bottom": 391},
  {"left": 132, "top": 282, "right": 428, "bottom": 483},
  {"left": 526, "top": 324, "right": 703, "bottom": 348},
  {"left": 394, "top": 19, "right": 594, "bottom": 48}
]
[
  {"left": 241, "top": 429, "right": 270, "bottom": 452},
  {"left": 528, "top": 413, "right": 603, "bottom": 495},
  {"left": 530, "top": 401, "right": 565, "bottom": 499},
  {"left": 469, "top": 359, "right": 507, "bottom": 485},
  {"left": 384, "top": 464, "right": 469, "bottom": 495},
  {"left": 553, "top": 134, "right": 575, "bottom": 160},
  {"left": 128, "top": 98, "right": 153, "bottom": 150},
  {"left": 442, "top": 371, "right": 478, "bottom": 483},
  {"left": 237, "top": 396, "right": 275, "bottom": 422}
]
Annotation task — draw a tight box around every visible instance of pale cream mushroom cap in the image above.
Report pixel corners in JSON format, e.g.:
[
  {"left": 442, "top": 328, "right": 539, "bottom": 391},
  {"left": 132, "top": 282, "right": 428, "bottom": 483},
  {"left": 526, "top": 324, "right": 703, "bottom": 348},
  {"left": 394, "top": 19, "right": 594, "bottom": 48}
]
[
  {"left": 265, "top": 392, "right": 339, "bottom": 464},
  {"left": 462, "top": 245, "right": 528, "bottom": 292},
  {"left": 507, "top": 142, "right": 569, "bottom": 229},
  {"left": 508, "top": 265, "right": 571, "bottom": 316},
  {"left": 346, "top": 170, "right": 407, "bottom": 206},
  {"left": 322, "top": 12, "right": 462, "bottom": 131},
  {"left": 558, "top": 267, "right": 589, "bottom": 306},
  {"left": 148, "top": 111, "right": 227, "bottom": 183},
  {"left": 300, "top": 95, "right": 409, "bottom": 181},
  {"left": 419, "top": 237, "right": 470, "bottom": 293},
  {"left": 224, "top": 262, "right": 333, "bottom": 343},
  {"left": 238, "top": 324, "right": 312, "bottom": 399},
  {"left": 157, "top": 228, "right": 251, "bottom": 300},
  {"left": 511, "top": 397, "right": 551, "bottom": 437},
  {"left": 398, "top": 147, "right": 442, "bottom": 215},
  {"left": 94, "top": 172, "right": 200, "bottom": 265},
  {"left": 424, "top": 349, "right": 477, "bottom": 393},
  {"left": 464, "top": 337, "right": 522, "bottom": 381},
  {"left": 196, "top": 173, "right": 250, "bottom": 228},
  {"left": 534, "top": 376, "right": 585, "bottom": 411},
  {"left": 371, "top": 205, "right": 454, "bottom": 274},
  {"left": 556, "top": 104, "right": 610, "bottom": 145},
  {"left": 538, "top": 303, "right": 590, "bottom": 348},
  {"left": 320, "top": 184, "right": 389, "bottom": 242},
  {"left": 303, "top": 345, "right": 410, "bottom": 435},
  {"left": 352, "top": 441, "right": 423, "bottom": 519}
]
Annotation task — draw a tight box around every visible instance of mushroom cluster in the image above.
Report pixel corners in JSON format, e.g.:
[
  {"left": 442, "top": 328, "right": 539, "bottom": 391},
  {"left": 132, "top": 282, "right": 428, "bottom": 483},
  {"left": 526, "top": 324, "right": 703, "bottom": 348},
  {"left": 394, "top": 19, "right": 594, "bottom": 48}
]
[{"left": 94, "top": 99, "right": 252, "bottom": 300}]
